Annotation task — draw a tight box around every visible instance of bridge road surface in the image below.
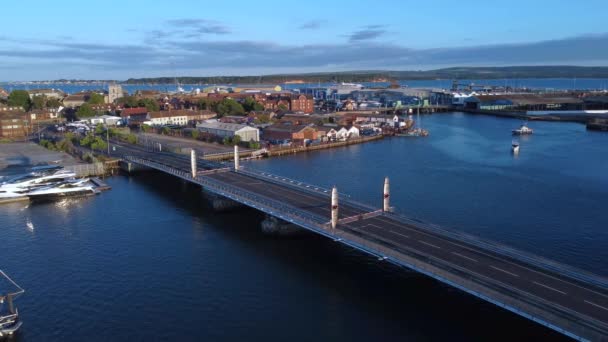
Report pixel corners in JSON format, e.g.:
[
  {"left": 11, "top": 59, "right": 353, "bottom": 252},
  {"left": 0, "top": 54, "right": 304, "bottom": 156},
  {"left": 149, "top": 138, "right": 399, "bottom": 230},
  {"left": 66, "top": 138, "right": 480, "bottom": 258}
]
[{"left": 111, "top": 142, "right": 608, "bottom": 340}]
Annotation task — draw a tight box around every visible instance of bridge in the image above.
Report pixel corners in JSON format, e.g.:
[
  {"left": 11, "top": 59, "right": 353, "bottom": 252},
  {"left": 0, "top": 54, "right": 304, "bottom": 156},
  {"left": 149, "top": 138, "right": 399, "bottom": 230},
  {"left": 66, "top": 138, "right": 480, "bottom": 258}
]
[{"left": 109, "top": 140, "right": 608, "bottom": 341}]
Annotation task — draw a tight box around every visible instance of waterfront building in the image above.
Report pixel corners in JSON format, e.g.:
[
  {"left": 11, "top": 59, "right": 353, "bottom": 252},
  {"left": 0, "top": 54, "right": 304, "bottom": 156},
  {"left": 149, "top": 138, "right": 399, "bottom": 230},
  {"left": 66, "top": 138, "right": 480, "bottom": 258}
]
[
  {"left": 464, "top": 94, "right": 584, "bottom": 112},
  {"left": 261, "top": 124, "right": 318, "bottom": 145},
  {"left": 27, "top": 88, "right": 65, "bottom": 100},
  {"left": 196, "top": 121, "right": 260, "bottom": 142}
]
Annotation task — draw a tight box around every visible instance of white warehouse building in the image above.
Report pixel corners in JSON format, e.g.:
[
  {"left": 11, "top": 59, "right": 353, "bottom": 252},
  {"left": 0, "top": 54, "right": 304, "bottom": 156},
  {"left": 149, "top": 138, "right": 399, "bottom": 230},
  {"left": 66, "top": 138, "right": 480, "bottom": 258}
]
[{"left": 196, "top": 122, "right": 260, "bottom": 142}]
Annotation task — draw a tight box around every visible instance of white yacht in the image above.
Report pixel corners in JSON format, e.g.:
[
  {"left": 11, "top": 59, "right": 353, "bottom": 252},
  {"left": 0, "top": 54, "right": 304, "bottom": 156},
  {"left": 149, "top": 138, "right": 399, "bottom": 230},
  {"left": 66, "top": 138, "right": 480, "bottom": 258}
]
[
  {"left": 0, "top": 170, "right": 77, "bottom": 191},
  {"left": 512, "top": 123, "right": 533, "bottom": 135},
  {"left": 26, "top": 181, "right": 96, "bottom": 201}
]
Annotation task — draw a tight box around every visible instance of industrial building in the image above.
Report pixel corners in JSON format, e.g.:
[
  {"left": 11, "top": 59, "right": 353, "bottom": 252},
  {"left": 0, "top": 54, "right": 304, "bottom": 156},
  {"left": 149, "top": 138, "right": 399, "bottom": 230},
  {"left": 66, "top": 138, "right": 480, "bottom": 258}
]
[
  {"left": 196, "top": 122, "right": 260, "bottom": 142},
  {"left": 464, "top": 94, "right": 584, "bottom": 112}
]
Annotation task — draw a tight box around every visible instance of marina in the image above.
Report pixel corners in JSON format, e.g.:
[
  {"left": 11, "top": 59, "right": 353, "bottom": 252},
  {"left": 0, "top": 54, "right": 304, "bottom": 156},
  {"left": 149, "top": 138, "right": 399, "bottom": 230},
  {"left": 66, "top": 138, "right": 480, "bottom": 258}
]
[{"left": 0, "top": 166, "right": 107, "bottom": 204}]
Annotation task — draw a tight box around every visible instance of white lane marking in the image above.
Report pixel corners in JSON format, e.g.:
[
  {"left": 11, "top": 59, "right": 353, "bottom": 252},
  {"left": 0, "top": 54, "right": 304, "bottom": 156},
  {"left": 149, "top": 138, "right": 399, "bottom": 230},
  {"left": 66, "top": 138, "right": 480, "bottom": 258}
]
[
  {"left": 452, "top": 252, "right": 478, "bottom": 263},
  {"left": 373, "top": 217, "right": 608, "bottom": 300},
  {"left": 388, "top": 230, "right": 409, "bottom": 239},
  {"left": 418, "top": 240, "right": 441, "bottom": 249},
  {"left": 533, "top": 281, "right": 567, "bottom": 295},
  {"left": 490, "top": 265, "right": 520, "bottom": 278},
  {"left": 585, "top": 300, "right": 608, "bottom": 312}
]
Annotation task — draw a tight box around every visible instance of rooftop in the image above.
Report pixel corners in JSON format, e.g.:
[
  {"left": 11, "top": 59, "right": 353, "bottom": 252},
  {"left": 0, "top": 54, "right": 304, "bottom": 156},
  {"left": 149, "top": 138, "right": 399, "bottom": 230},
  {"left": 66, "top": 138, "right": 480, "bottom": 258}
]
[{"left": 197, "top": 121, "right": 256, "bottom": 132}]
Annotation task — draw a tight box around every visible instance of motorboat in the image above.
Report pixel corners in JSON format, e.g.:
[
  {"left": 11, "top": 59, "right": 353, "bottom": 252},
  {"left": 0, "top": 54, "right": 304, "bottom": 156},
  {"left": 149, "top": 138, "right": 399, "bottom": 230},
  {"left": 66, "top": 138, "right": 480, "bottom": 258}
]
[
  {"left": 512, "top": 123, "right": 533, "bottom": 135},
  {"left": 0, "top": 270, "right": 24, "bottom": 337},
  {"left": 512, "top": 140, "right": 520, "bottom": 154},
  {"left": 26, "top": 181, "right": 96, "bottom": 201},
  {"left": 0, "top": 169, "right": 77, "bottom": 191}
]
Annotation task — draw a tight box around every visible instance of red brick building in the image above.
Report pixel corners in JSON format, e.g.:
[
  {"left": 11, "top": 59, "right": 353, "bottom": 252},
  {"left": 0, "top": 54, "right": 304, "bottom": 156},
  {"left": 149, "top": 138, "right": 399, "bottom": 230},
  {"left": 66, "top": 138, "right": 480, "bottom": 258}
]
[
  {"left": 289, "top": 94, "right": 314, "bottom": 113},
  {"left": 0, "top": 112, "right": 29, "bottom": 138}
]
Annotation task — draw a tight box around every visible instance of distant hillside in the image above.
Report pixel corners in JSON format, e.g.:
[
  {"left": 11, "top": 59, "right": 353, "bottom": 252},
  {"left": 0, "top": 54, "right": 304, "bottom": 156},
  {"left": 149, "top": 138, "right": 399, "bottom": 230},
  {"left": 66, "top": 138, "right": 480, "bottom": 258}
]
[{"left": 123, "top": 66, "right": 608, "bottom": 84}]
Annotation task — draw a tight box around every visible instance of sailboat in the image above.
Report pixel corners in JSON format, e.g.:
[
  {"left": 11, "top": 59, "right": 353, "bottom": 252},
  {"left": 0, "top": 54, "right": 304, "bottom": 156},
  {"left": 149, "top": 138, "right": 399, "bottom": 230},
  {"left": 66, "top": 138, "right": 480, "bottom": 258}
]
[{"left": 0, "top": 270, "right": 25, "bottom": 337}]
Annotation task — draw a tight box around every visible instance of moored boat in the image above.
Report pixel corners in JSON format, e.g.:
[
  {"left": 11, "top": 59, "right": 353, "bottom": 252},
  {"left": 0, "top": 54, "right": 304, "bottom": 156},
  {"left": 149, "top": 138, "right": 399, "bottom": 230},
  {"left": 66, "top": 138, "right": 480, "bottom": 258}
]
[
  {"left": 512, "top": 123, "right": 533, "bottom": 135},
  {"left": 512, "top": 140, "right": 520, "bottom": 154},
  {"left": 26, "top": 181, "right": 96, "bottom": 201}
]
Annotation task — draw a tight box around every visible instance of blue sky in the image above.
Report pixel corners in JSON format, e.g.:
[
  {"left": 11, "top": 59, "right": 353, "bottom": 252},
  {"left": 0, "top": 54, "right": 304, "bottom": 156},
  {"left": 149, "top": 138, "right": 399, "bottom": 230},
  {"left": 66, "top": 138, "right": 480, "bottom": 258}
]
[{"left": 1, "top": 0, "right": 607, "bottom": 81}]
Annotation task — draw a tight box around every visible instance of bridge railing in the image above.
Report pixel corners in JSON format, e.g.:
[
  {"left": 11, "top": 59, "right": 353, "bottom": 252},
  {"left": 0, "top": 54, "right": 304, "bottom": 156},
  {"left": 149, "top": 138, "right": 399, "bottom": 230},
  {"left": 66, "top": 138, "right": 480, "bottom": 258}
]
[
  {"left": 124, "top": 156, "right": 328, "bottom": 226},
  {"left": 333, "top": 226, "right": 608, "bottom": 338},
  {"left": 123, "top": 154, "right": 608, "bottom": 339},
  {"left": 235, "top": 166, "right": 379, "bottom": 213},
  {"left": 121, "top": 145, "right": 608, "bottom": 290},
  {"left": 385, "top": 212, "right": 608, "bottom": 290}
]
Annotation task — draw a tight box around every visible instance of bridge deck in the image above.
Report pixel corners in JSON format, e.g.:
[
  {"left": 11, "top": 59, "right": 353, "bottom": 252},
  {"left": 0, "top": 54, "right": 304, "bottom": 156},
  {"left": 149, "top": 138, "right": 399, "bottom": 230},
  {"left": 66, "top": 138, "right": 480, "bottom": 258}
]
[{"left": 112, "top": 142, "right": 608, "bottom": 341}]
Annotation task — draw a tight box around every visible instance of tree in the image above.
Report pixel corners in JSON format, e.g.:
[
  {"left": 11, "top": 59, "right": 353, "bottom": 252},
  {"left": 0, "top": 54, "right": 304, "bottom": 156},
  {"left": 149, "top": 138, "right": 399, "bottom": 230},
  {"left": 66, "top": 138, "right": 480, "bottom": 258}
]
[
  {"left": 216, "top": 98, "right": 245, "bottom": 117},
  {"left": 248, "top": 140, "right": 260, "bottom": 149},
  {"left": 76, "top": 103, "right": 95, "bottom": 118},
  {"left": 126, "top": 134, "right": 137, "bottom": 144},
  {"left": 253, "top": 113, "right": 271, "bottom": 124},
  {"left": 197, "top": 98, "right": 213, "bottom": 110},
  {"left": 141, "top": 124, "right": 152, "bottom": 133},
  {"left": 95, "top": 123, "right": 106, "bottom": 135},
  {"left": 90, "top": 137, "right": 107, "bottom": 151},
  {"left": 46, "top": 98, "right": 62, "bottom": 108},
  {"left": 232, "top": 135, "right": 241, "bottom": 145},
  {"left": 116, "top": 96, "right": 139, "bottom": 108},
  {"left": 31, "top": 95, "right": 47, "bottom": 110},
  {"left": 191, "top": 129, "right": 200, "bottom": 140},
  {"left": 56, "top": 138, "right": 74, "bottom": 152},
  {"left": 7, "top": 90, "right": 31, "bottom": 110},
  {"left": 243, "top": 97, "right": 264, "bottom": 112},
  {"left": 278, "top": 104, "right": 288, "bottom": 111},
  {"left": 88, "top": 93, "right": 105, "bottom": 105},
  {"left": 138, "top": 98, "right": 159, "bottom": 111}
]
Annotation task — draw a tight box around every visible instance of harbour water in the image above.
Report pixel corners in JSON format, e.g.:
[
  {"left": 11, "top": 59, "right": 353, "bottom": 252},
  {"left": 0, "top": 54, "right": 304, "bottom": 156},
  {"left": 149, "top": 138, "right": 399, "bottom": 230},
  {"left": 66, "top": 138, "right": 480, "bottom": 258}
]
[
  {"left": 3, "top": 78, "right": 608, "bottom": 94},
  {"left": 1, "top": 113, "right": 607, "bottom": 341}
]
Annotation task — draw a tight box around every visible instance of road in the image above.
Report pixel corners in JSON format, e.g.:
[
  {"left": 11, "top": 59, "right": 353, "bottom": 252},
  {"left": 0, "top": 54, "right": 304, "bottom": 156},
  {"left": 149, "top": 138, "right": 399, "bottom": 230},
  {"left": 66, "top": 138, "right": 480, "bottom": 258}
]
[{"left": 113, "top": 141, "right": 608, "bottom": 340}]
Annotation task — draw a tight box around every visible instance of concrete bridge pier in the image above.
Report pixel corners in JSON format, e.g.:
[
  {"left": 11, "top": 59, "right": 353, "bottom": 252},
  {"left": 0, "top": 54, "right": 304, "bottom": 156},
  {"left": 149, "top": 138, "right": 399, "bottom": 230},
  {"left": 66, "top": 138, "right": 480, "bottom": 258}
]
[
  {"left": 119, "top": 160, "right": 152, "bottom": 174},
  {"left": 202, "top": 190, "right": 243, "bottom": 211},
  {"left": 260, "top": 215, "right": 301, "bottom": 235}
]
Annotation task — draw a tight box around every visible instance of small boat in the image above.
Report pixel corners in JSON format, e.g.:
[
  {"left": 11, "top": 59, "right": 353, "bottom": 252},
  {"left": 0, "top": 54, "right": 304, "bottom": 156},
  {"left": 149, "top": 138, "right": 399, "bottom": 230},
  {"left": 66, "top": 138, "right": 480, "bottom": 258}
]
[
  {"left": 0, "top": 270, "right": 24, "bottom": 337},
  {"left": 512, "top": 123, "right": 533, "bottom": 135},
  {"left": 511, "top": 140, "right": 520, "bottom": 154}
]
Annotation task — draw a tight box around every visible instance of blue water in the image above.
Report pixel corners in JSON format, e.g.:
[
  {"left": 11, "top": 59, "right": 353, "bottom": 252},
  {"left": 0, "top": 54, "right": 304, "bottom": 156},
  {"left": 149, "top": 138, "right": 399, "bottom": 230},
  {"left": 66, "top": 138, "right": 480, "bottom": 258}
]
[
  {"left": 2, "top": 78, "right": 608, "bottom": 94},
  {"left": 2, "top": 113, "right": 607, "bottom": 341},
  {"left": 248, "top": 113, "right": 608, "bottom": 275}
]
